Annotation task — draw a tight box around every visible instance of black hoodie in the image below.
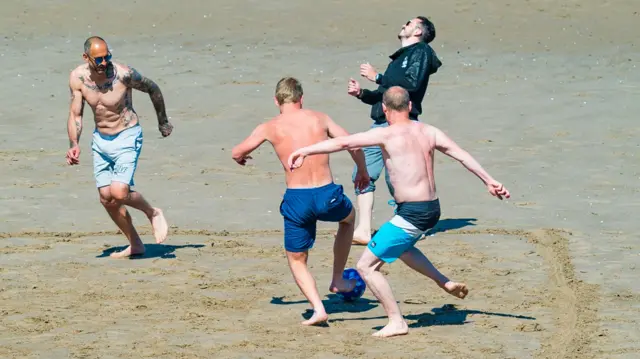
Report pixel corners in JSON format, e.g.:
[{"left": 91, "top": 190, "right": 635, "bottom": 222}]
[{"left": 357, "top": 42, "right": 442, "bottom": 124}]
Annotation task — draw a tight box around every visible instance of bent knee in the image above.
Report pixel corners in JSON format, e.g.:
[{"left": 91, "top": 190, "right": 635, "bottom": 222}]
[
  {"left": 109, "top": 183, "right": 131, "bottom": 201},
  {"left": 99, "top": 188, "right": 116, "bottom": 206},
  {"left": 286, "top": 250, "right": 308, "bottom": 263},
  {"left": 339, "top": 208, "right": 356, "bottom": 225},
  {"left": 356, "top": 259, "right": 376, "bottom": 278}
]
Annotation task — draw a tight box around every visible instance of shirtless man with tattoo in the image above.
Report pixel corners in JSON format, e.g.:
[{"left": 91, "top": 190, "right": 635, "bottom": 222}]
[
  {"left": 65, "top": 36, "right": 174, "bottom": 258},
  {"left": 289, "top": 87, "right": 510, "bottom": 337}
]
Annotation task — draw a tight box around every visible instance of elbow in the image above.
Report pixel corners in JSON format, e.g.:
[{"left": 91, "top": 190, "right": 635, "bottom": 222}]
[
  {"left": 231, "top": 147, "right": 242, "bottom": 160},
  {"left": 335, "top": 137, "right": 351, "bottom": 151}
]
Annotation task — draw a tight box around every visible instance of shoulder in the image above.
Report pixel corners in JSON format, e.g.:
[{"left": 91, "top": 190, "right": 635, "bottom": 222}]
[
  {"left": 307, "top": 110, "right": 331, "bottom": 124},
  {"left": 255, "top": 119, "right": 275, "bottom": 136},
  {"left": 69, "top": 65, "right": 86, "bottom": 88},
  {"left": 114, "top": 62, "right": 135, "bottom": 80}
]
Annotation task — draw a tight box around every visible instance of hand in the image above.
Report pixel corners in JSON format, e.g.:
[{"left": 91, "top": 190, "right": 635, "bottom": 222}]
[
  {"left": 487, "top": 181, "right": 510, "bottom": 200},
  {"left": 288, "top": 150, "right": 306, "bottom": 171},
  {"left": 234, "top": 155, "right": 252, "bottom": 166},
  {"left": 347, "top": 78, "right": 361, "bottom": 97},
  {"left": 66, "top": 145, "right": 80, "bottom": 165},
  {"left": 360, "top": 63, "right": 378, "bottom": 82},
  {"left": 354, "top": 169, "right": 371, "bottom": 192},
  {"left": 159, "top": 121, "right": 173, "bottom": 137}
]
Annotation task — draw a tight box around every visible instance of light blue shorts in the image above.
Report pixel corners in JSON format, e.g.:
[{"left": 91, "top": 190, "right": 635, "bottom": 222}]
[
  {"left": 368, "top": 200, "right": 441, "bottom": 263},
  {"left": 92, "top": 124, "right": 143, "bottom": 188}
]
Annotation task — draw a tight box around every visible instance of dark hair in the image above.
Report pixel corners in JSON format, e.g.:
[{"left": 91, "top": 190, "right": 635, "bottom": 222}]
[
  {"left": 383, "top": 87, "right": 410, "bottom": 111},
  {"left": 84, "top": 36, "right": 106, "bottom": 54},
  {"left": 416, "top": 16, "right": 436, "bottom": 43}
]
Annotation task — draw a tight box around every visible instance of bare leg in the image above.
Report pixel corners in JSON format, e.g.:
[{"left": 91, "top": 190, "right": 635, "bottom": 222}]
[
  {"left": 356, "top": 248, "right": 408, "bottom": 338},
  {"left": 330, "top": 209, "right": 356, "bottom": 293},
  {"left": 400, "top": 247, "right": 468, "bottom": 299},
  {"left": 286, "top": 251, "right": 328, "bottom": 326},
  {"left": 110, "top": 182, "right": 168, "bottom": 243},
  {"left": 99, "top": 187, "right": 145, "bottom": 258},
  {"left": 353, "top": 192, "right": 374, "bottom": 245}
]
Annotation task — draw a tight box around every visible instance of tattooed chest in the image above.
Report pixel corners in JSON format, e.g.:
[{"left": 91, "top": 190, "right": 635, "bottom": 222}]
[{"left": 84, "top": 88, "right": 129, "bottom": 110}]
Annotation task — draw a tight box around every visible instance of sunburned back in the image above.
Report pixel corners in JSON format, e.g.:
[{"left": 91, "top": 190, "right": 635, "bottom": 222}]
[
  {"left": 268, "top": 109, "right": 334, "bottom": 188},
  {"left": 381, "top": 122, "right": 437, "bottom": 202}
]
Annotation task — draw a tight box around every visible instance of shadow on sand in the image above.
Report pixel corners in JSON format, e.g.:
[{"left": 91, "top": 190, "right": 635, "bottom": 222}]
[
  {"left": 271, "top": 293, "right": 379, "bottom": 326},
  {"left": 371, "top": 218, "right": 478, "bottom": 238},
  {"left": 96, "top": 243, "right": 205, "bottom": 259},
  {"left": 331, "top": 304, "right": 536, "bottom": 330}
]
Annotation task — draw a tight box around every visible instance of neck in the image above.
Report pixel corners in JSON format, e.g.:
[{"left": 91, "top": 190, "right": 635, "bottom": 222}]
[
  {"left": 387, "top": 112, "right": 412, "bottom": 125},
  {"left": 400, "top": 37, "right": 420, "bottom": 48},
  {"left": 279, "top": 102, "right": 302, "bottom": 113}
]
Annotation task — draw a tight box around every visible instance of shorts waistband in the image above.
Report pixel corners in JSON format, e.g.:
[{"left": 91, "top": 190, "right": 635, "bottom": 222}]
[
  {"left": 395, "top": 199, "right": 440, "bottom": 232},
  {"left": 94, "top": 123, "right": 141, "bottom": 141},
  {"left": 285, "top": 182, "right": 336, "bottom": 194}
]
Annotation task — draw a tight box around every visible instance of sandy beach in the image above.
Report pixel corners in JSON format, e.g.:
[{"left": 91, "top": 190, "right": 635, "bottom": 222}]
[{"left": 1, "top": 0, "right": 639, "bottom": 358}]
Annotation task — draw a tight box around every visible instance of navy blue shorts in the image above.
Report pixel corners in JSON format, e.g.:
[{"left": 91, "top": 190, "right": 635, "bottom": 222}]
[{"left": 279, "top": 183, "right": 353, "bottom": 252}]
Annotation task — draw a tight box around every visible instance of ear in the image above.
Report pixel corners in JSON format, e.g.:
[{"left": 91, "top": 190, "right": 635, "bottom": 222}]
[
  {"left": 413, "top": 26, "right": 423, "bottom": 39},
  {"left": 82, "top": 53, "right": 89, "bottom": 62},
  {"left": 408, "top": 101, "right": 413, "bottom": 112},
  {"left": 273, "top": 97, "right": 279, "bottom": 107},
  {"left": 382, "top": 103, "right": 388, "bottom": 113},
  {"left": 300, "top": 95, "right": 304, "bottom": 106}
]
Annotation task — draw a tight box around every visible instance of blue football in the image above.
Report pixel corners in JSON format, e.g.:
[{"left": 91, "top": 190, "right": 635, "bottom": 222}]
[{"left": 336, "top": 268, "right": 366, "bottom": 301}]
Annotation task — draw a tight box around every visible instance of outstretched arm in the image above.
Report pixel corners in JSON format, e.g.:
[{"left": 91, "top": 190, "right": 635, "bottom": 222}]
[
  {"left": 289, "top": 127, "right": 386, "bottom": 170},
  {"left": 325, "top": 115, "right": 371, "bottom": 190},
  {"left": 434, "top": 127, "right": 510, "bottom": 199},
  {"left": 121, "top": 66, "right": 172, "bottom": 136},
  {"left": 325, "top": 116, "right": 367, "bottom": 171},
  {"left": 231, "top": 123, "right": 268, "bottom": 165},
  {"left": 66, "top": 75, "right": 84, "bottom": 165}
]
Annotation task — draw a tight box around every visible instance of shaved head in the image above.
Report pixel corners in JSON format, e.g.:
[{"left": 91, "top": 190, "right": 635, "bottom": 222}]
[
  {"left": 382, "top": 86, "right": 411, "bottom": 112},
  {"left": 84, "top": 36, "right": 108, "bottom": 55}
]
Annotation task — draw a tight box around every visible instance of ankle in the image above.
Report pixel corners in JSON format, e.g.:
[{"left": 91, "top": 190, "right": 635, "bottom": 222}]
[
  {"left": 146, "top": 208, "right": 158, "bottom": 219},
  {"left": 387, "top": 316, "right": 406, "bottom": 326}
]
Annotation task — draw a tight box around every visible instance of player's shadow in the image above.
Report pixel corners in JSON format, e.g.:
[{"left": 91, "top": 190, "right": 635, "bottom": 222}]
[
  {"left": 371, "top": 218, "right": 477, "bottom": 238},
  {"left": 333, "top": 304, "right": 536, "bottom": 329},
  {"left": 271, "top": 293, "right": 379, "bottom": 324},
  {"left": 425, "top": 218, "right": 477, "bottom": 235},
  {"left": 96, "top": 243, "right": 205, "bottom": 259}
]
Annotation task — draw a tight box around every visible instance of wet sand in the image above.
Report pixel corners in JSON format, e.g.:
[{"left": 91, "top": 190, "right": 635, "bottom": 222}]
[{"left": 1, "top": 0, "right": 639, "bottom": 358}]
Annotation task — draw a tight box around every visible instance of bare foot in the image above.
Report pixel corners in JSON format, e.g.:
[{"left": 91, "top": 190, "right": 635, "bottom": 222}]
[
  {"left": 372, "top": 321, "right": 409, "bottom": 338},
  {"left": 352, "top": 228, "right": 372, "bottom": 245},
  {"left": 110, "top": 245, "right": 145, "bottom": 259},
  {"left": 301, "top": 310, "right": 328, "bottom": 326},
  {"left": 150, "top": 208, "right": 168, "bottom": 244},
  {"left": 329, "top": 278, "right": 355, "bottom": 294},
  {"left": 333, "top": 232, "right": 369, "bottom": 246},
  {"left": 442, "top": 281, "right": 469, "bottom": 299}
]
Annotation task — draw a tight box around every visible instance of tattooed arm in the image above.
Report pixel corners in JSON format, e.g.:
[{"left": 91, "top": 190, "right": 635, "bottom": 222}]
[
  {"left": 121, "top": 66, "right": 173, "bottom": 137},
  {"left": 66, "top": 74, "right": 84, "bottom": 165}
]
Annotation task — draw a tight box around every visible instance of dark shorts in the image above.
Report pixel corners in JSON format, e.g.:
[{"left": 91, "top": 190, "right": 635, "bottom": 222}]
[{"left": 279, "top": 183, "right": 353, "bottom": 252}]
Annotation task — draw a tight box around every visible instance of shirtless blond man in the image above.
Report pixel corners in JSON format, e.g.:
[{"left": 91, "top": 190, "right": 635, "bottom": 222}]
[
  {"left": 231, "top": 77, "right": 370, "bottom": 326},
  {"left": 65, "top": 36, "right": 173, "bottom": 258},
  {"left": 289, "top": 86, "right": 510, "bottom": 337}
]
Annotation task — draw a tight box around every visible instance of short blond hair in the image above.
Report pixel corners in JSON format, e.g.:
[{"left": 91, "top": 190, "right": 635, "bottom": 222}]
[{"left": 275, "top": 77, "right": 303, "bottom": 105}]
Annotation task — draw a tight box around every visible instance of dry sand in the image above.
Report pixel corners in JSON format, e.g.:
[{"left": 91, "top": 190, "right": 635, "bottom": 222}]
[{"left": 1, "top": 0, "right": 639, "bottom": 358}]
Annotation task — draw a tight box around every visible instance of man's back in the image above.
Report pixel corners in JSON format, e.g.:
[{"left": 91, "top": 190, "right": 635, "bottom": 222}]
[
  {"left": 267, "top": 109, "right": 334, "bottom": 189},
  {"left": 380, "top": 121, "right": 437, "bottom": 203}
]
